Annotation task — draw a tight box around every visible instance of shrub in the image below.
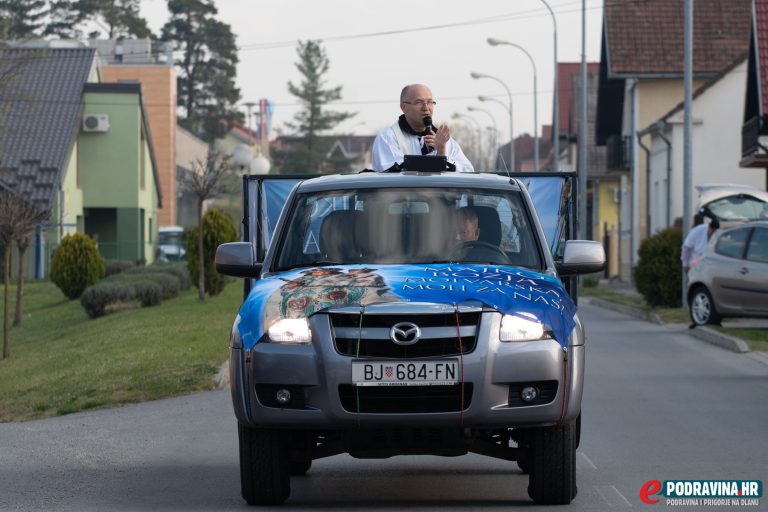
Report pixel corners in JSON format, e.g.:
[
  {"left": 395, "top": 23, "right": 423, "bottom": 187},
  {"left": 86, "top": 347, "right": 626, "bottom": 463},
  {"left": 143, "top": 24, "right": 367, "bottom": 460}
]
[
  {"left": 80, "top": 282, "right": 134, "bottom": 318},
  {"left": 104, "top": 260, "right": 135, "bottom": 277},
  {"left": 186, "top": 208, "right": 238, "bottom": 296},
  {"left": 50, "top": 233, "right": 105, "bottom": 299},
  {"left": 124, "top": 263, "right": 191, "bottom": 291},
  {"left": 131, "top": 280, "right": 162, "bottom": 307},
  {"left": 106, "top": 272, "right": 179, "bottom": 300},
  {"left": 634, "top": 228, "right": 683, "bottom": 308}
]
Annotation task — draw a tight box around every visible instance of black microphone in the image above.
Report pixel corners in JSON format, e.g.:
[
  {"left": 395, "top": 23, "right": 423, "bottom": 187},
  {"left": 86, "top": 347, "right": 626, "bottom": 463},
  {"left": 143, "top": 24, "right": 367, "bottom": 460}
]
[
  {"left": 422, "top": 116, "right": 435, "bottom": 153},
  {"left": 423, "top": 116, "right": 434, "bottom": 134}
]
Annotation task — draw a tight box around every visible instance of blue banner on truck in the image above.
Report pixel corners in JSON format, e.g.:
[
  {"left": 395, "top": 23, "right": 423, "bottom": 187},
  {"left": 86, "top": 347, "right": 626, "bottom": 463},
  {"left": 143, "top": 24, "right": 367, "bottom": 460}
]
[{"left": 237, "top": 263, "right": 577, "bottom": 351}]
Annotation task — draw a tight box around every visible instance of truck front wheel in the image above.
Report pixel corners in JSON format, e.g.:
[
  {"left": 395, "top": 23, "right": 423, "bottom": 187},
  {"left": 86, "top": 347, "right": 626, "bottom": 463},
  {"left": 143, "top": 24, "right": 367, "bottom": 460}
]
[
  {"left": 527, "top": 421, "right": 577, "bottom": 504},
  {"left": 238, "top": 423, "right": 290, "bottom": 505}
]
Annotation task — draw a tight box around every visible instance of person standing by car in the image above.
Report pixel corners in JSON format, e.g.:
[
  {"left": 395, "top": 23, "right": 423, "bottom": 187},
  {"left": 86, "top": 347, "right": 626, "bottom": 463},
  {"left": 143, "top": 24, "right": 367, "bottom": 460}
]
[
  {"left": 681, "top": 211, "right": 716, "bottom": 273},
  {"left": 372, "top": 84, "right": 474, "bottom": 173}
]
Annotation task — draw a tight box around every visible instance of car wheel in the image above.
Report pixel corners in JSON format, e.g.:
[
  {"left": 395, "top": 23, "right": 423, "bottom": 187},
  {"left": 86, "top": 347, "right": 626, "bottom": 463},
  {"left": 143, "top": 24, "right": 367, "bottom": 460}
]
[
  {"left": 527, "top": 421, "right": 577, "bottom": 505},
  {"left": 689, "top": 286, "right": 721, "bottom": 326},
  {"left": 238, "top": 423, "right": 290, "bottom": 505}
]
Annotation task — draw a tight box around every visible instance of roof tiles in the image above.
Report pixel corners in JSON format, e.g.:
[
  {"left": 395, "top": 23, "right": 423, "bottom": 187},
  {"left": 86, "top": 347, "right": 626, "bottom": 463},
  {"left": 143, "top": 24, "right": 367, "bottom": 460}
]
[
  {"left": 604, "top": 0, "right": 751, "bottom": 76},
  {"left": 0, "top": 47, "right": 95, "bottom": 211}
]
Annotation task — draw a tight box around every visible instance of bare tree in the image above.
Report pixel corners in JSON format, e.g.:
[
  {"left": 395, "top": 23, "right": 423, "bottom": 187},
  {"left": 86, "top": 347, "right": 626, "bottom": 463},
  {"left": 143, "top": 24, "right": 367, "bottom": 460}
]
[
  {"left": 0, "top": 188, "right": 49, "bottom": 358},
  {"left": 180, "top": 147, "right": 233, "bottom": 299}
]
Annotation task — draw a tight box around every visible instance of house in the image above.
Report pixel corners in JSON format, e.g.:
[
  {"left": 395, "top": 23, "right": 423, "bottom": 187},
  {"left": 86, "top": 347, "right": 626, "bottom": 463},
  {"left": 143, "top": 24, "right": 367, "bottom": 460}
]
[
  {"left": 80, "top": 83, "right": 161, "bottom": 263},
  {"left": 596, "top": 0, "right": 751, "bottom": 280},
  {"left": 557, "top": 62, "right": 619, "bottom": 277},
  {"left": 271, "top": 134, "right": 375, "bottom": 173},
  {"left": 0, "top": 43, "right": 162, "bottom": 277},
  {"left": 0, "top": 45, "right": 97, "bottom": 278},
  {"left": 176, "top": 125, "right": 209, "bottom": 227},
  {"left": 93, "top": 38, "right": 178, "bottom": 227},
  {"left": 740, "top": 0, "right": 768, "bottom": 184},
  {"left": 640, "top": 57, "right": 765, "bottom": 235}
]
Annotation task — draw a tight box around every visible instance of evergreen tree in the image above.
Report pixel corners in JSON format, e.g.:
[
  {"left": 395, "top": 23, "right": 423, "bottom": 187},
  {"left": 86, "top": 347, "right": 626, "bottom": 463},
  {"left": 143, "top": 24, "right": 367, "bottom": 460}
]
[
  {"left": 274, "top": 40, "right": 356, "bottom": 173},
  {"left": 160, "top": 0, "right": 240, "bottom": 143},
  {"left": 0, "top": 0, "right": 47, "bottom": 39},
  {"left": 44, "top": 0, "right": 152, "bottom": 39}
]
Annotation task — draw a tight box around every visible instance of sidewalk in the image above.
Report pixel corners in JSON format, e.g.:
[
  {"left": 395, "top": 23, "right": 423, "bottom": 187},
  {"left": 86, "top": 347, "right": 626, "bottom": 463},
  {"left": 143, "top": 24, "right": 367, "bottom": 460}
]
[{"left": 586, "top": 279, "right": 766, "bottom": 360}]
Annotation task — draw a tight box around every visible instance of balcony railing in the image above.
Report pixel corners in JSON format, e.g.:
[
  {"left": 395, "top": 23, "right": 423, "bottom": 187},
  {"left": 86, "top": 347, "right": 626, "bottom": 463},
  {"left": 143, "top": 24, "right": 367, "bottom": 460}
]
[
  {"left": 742, "top": 116, "right": 761, "bottom": 158},
  {"left": 606, "top": 135, "right": 631, "bottom": 170}
]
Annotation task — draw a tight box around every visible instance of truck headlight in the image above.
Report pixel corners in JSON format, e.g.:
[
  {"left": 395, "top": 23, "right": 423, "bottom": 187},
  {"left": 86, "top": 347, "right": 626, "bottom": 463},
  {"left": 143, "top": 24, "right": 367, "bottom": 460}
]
[
  {"left": 268, "top": 318, "right": 312, "bottom": 344},
  {"left": 500, "top": 313, "right": 551, "bottom": 342}
]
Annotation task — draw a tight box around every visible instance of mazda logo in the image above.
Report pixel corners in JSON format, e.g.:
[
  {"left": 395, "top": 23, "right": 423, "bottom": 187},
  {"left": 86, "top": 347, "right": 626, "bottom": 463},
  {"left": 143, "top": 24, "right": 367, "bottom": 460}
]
[{"left": 390, "top": 322, "right": 421, "bottom": 345}]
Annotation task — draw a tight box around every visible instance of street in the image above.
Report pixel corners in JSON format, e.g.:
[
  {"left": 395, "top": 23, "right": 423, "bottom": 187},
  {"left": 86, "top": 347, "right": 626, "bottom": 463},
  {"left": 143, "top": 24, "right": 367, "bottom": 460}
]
[{"left": 1, "top": 301, "right": 766, "bottom": 511}]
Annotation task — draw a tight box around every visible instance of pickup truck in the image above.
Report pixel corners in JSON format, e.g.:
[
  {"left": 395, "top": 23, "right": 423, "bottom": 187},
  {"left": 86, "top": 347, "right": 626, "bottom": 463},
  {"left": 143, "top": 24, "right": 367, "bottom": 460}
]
[{"left": 215, "top": 168, "right": 605, "bottom": 506}]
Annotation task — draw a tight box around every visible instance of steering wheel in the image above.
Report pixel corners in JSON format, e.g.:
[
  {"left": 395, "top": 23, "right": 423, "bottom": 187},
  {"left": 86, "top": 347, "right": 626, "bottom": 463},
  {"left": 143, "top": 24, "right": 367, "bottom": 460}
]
[{"left": 450, "top": 240, "right": 508, "bottom": 262}]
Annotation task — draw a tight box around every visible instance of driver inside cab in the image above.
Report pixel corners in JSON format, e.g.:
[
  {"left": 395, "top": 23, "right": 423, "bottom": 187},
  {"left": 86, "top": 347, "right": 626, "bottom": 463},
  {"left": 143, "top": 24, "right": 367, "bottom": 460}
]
[{"left": 455, "top": 207, "right": 480, "bottom": 243}]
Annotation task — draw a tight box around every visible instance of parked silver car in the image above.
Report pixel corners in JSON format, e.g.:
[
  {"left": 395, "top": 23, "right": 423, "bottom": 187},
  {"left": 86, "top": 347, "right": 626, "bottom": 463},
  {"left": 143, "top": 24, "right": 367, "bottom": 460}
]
[{"left": 687, "top": 221, "right": 768, "bottom": 326}]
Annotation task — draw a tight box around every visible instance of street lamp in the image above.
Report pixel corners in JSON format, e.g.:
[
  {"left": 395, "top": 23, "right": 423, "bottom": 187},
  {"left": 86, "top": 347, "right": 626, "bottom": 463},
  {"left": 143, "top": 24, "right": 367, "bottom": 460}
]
[
  {"left": 467, "top": 106, "right": 498, "bottom": 169},
  {"left": 487, "top": 38, "right": 539, "bottom": 172},
  {"left": 477, "top": 95, "right": 514, "bottom": 172},
  {"left": 470, "top": 72, "right": 514, "bottom": 171},
  {"left": 538, "top": 0, "right": 558, "bottom": 172},
  {"left": 452, "top": 112, "right": 485, "bottom": 169}
]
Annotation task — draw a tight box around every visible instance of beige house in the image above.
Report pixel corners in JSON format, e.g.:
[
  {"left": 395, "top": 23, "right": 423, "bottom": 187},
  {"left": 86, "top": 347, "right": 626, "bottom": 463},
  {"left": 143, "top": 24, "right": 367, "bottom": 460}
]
[{"left": 596, "top": 0, "right": 751, "bottom": 280}]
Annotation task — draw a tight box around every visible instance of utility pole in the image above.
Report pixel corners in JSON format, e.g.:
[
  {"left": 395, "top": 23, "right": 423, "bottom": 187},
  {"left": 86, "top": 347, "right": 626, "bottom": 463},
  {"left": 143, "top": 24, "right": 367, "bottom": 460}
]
[
  {"left": 682, "top": 0, "right": 693, "bottom": 305},
  {"left": 578, "top": 0, "right": 588, "bottom": 239}
]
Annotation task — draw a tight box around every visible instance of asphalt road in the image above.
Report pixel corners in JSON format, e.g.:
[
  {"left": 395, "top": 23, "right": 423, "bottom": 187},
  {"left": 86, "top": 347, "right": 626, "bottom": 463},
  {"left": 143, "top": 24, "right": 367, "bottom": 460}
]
[{"left": 1, "top": 301, "right": 766, "bottom": 511}]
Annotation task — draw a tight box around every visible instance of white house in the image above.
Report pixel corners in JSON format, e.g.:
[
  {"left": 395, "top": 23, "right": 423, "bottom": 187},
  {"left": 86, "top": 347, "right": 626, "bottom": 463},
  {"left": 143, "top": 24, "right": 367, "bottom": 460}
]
[{"left": 641, "top": 58, "right": 765, "bottom": 235}]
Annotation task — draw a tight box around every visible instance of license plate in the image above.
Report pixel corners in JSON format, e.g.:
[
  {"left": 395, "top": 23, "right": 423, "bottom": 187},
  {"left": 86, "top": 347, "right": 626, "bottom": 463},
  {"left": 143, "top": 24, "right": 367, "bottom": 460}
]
[{"left": 351, "top": 360, "right": 459, "bottom": 386}]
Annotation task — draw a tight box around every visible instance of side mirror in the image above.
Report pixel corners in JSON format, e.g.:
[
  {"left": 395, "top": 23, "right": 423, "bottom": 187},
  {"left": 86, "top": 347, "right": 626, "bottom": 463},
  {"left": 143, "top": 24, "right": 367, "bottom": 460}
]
[
  {"left": 555, "top": 240, "right": 606, "bottom": 276},
  {"left": 215, "top": 242, "right": 262, "bottom": 278}
]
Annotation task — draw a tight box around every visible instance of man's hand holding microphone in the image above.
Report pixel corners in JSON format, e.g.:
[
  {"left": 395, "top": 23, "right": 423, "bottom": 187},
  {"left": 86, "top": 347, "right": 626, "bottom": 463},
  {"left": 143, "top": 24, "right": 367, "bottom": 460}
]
[{"left": 422, "top": 115, "right": 451, "bottom": 156}]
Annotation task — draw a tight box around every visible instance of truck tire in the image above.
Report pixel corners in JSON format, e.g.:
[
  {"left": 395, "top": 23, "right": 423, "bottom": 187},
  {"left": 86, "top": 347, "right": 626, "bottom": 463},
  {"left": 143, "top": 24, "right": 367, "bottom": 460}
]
[
  {"left": 290, "top": 457, "right": 312, "bottom": 475},
  {"left": 527, "top": 421, "right": 577, "bottom": 504},
  {"left": 238, "top": 423, "right": 290, "bottom": 505}
]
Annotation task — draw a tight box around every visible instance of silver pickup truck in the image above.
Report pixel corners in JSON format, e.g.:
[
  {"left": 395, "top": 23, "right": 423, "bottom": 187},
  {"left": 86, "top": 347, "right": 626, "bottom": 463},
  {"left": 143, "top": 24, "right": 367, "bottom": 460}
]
[{"left": 216, "top": 170, "right": 605, "bottom": 506}]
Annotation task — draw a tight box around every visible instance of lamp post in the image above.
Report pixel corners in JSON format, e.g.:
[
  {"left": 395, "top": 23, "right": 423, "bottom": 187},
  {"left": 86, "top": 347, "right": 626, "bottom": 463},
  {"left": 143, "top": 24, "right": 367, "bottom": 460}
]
[
  {"left": 538, "top": 0, "right": 558, "bottom": 172},
  {"left": 487, "top": 38, "right": 539, "bottom": 172},
  {"left": 468, "top": 106, "right": 498, "bottom": 169},
  {"left": 471, "top": 72, "right": 514, "bottom": 171},
  {"left": 452, "top": 112, "right": 485, "bottom": 168},
  {"left": 478, "top": 95, "right": 514, "bottom": 173}
]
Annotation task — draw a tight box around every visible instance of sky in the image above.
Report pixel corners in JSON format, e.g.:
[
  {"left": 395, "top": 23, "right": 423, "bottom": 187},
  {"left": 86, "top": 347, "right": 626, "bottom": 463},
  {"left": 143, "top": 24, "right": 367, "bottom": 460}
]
[{"left": 139, "top": 0, "right": 604, "bottom": 142}]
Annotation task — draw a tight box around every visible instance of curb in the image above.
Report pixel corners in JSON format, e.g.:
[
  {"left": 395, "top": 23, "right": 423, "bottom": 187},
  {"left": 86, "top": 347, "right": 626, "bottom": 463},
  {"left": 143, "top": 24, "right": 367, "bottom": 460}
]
[
  {"left": 585, "top": 297, "right": 663, "bottom": 325},
  {"left": 584, "top": 297, "right": 751, "bottom": 354},
  {"left": 688, "top": 327, "right": 751, "bottom": 353}
]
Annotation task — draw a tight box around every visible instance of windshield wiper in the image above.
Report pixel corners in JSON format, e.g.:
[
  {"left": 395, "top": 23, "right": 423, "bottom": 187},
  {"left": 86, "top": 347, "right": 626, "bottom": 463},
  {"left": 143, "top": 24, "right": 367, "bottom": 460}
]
[{"left": 277, "top": 260, "right": 342, "bottom": 272}]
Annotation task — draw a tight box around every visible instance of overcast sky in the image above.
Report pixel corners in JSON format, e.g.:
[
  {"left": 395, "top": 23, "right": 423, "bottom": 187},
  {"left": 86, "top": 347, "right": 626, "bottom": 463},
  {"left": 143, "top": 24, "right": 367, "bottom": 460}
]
[{"left": 140, "top": 0, "right": 604, "bottom": 142}]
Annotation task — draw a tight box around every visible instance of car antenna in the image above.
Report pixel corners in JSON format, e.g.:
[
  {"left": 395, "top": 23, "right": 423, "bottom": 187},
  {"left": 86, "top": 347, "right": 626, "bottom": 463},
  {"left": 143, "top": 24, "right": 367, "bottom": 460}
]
[{"left": 497, "top": 151, "right": 511, "bottom": 179}]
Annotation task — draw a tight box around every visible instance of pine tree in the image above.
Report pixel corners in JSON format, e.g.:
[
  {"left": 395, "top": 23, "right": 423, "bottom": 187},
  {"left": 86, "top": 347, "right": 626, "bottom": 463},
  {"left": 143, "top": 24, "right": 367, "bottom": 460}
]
[
  {"left": 44, "top": 0, "right": 152, "bottom": 39},
  {"left": 160, "top": 0, "right": 240, "bottom": 143},
  {"left": 0, "top": 0, "right": 47, "bottom": 39},
  {"left": 274, "top": 40, "right": 356, "bottom": 173}
]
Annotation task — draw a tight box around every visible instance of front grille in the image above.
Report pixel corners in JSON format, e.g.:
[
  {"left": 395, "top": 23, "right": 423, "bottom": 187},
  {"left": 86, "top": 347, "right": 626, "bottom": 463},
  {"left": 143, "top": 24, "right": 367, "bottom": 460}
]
[
  {"left": 330, "top": 312, "right": 480, "bottom": 358},
  {"left": 339, "top": 384, "right": 473, "bottom": 413}
]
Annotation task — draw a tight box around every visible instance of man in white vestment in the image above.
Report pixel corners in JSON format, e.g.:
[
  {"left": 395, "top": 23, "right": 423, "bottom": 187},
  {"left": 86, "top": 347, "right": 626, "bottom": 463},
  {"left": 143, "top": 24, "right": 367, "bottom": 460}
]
[{"left": 372, "top": 84, "right": 474, "bottom": 173}]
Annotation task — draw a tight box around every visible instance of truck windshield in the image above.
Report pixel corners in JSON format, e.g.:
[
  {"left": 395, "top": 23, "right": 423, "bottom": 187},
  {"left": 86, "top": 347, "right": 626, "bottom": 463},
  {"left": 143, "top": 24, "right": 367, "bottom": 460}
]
[{"left": 273, "top": 187, "right": 542, "bottom": 271}]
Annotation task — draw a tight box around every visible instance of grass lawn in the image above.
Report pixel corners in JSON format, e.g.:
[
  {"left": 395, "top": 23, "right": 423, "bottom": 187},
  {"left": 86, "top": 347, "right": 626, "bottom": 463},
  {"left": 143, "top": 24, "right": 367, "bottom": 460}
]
[
  {"left": 0, "top": 279, "right": 243, "bottom": 422},
  {"left": 580, "top": 285, "right": 768, "bottom": 351}
]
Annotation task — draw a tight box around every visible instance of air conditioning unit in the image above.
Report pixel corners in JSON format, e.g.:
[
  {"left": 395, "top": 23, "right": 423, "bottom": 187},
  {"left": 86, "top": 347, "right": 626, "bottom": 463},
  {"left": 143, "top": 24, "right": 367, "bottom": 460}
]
[{"left": 82, "top": 114, "right": 110, "bottom": 133}]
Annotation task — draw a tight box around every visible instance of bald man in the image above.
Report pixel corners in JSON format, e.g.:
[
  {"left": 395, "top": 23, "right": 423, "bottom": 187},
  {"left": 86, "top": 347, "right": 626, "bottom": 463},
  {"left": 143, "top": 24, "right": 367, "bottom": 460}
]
[{"left": 372, "top": 84, "right": 474, "bottom": 173}]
